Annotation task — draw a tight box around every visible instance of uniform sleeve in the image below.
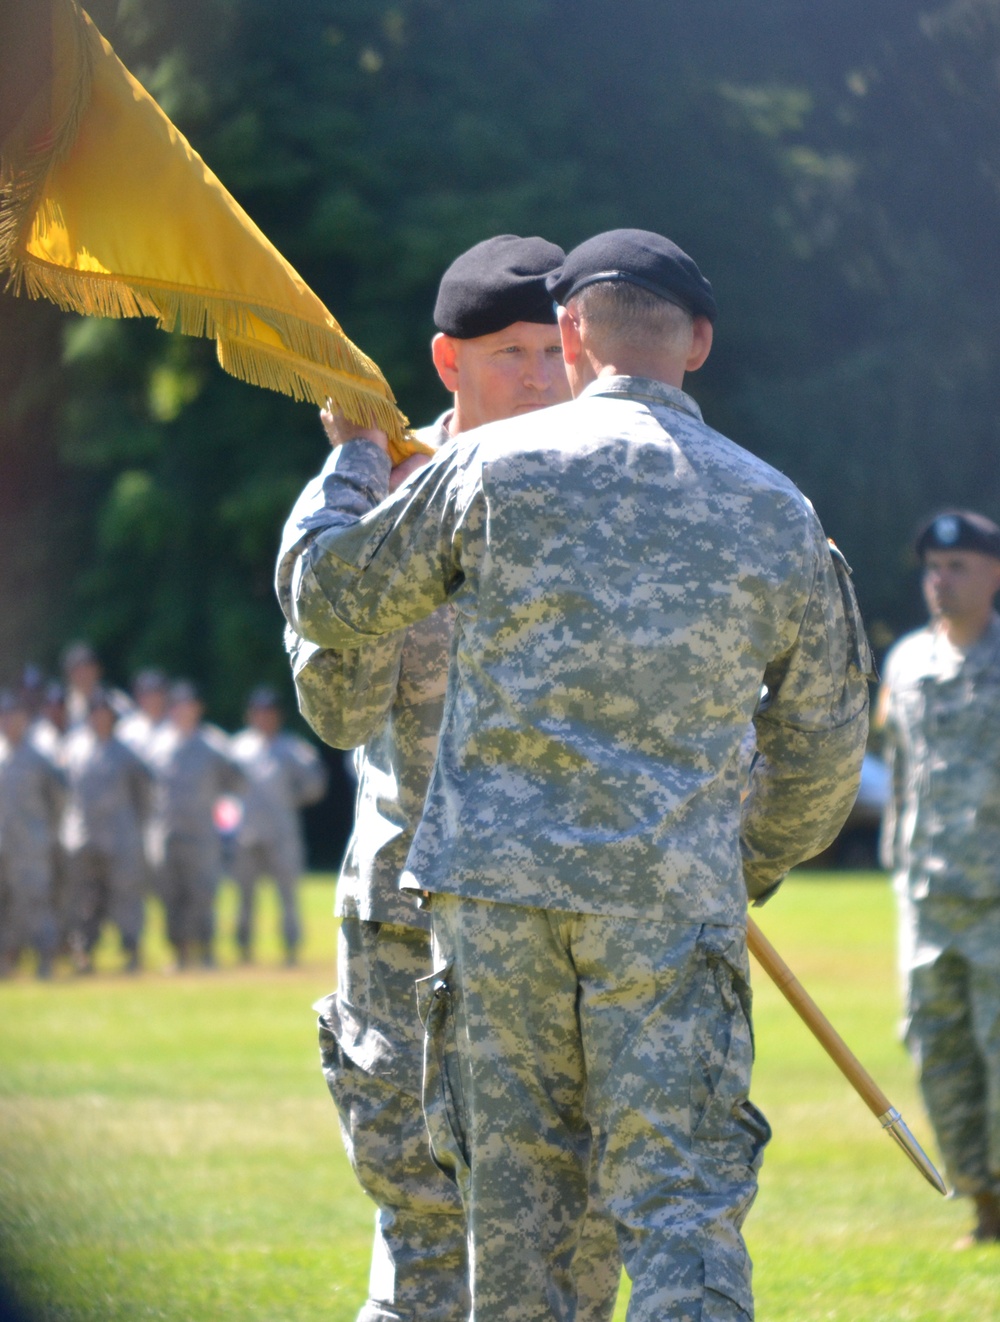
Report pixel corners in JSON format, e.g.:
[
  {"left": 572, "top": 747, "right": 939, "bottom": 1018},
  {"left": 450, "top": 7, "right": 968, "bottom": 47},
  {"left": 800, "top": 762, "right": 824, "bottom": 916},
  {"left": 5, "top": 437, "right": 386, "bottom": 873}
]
[
  {"left": 275, "top": 437, "right": 467, "bottom": 651},
  {"left": 43, "top": 758, "right": 67, "bottom": 829},
  {"left": 741, "top": 535, "right": 874, "bottom": 902},
  {"left": 875, "top": 653, "right": 902, "bottom": 871},
  {"left": 214, "top": 746, "right": 246, "bottom": 797},
  {"left": 878, "top": 736, "right": 900, "bottom": 872},
  {"left": 127, "top": 748, "right": 154, "bottom": 823},
  {"left": 276, "top": 441, "right": 464, "bottom": 745},
  {"left": 286, "top": 735, "right": 329, "bottom": 808},
  {"left": 285, "top": 626, "right": 405, "bottom": 750}
]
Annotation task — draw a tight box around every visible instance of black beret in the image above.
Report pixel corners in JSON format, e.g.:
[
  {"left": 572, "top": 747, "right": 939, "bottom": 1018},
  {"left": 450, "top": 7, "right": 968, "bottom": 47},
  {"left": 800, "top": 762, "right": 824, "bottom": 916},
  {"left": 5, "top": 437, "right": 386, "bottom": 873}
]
[
  {"left": 546, "top": 228, "right": 717, "bottom": 323},
  {"left": 915, "top": 510, "right": 1000, "bottom": 561},
  {"left": 168, "top": 680, "right": 201, "bottom": 706},
  {"left": 0, "top": 689, "right": 28, "bottom": 716},
  {"left": 21, "top": 664, "right": 44, "bottom": 693},
  {"left": 434, "top": 235, "right": 565, "bottom": 338},
  {"left": 246, "top": 685, "right": 281, "bottom": 711},
  {"left": 132, "top": 667, "right": 168, "bottom": 696},
  {"left": 61, "top": 640, "right": 98, "bottom": 672}
]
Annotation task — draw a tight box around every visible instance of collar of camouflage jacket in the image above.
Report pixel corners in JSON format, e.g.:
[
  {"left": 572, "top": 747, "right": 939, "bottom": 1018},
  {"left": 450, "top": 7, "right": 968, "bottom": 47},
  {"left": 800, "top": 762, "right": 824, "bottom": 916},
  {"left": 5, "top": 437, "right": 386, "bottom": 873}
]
[{"left": 579, "top": 374, "right": 704, "bottom": 424}]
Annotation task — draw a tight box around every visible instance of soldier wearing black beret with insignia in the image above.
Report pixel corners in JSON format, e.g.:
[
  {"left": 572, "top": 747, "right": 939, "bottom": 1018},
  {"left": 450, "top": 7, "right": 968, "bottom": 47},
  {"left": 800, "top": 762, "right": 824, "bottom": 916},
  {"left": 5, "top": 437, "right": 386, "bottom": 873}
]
[
  {"left": 879, "top": 509, "right": 1000, "bottom": 1247},
  {"left": 278, "top": 226, "right": 871, "bottom": 1321}
]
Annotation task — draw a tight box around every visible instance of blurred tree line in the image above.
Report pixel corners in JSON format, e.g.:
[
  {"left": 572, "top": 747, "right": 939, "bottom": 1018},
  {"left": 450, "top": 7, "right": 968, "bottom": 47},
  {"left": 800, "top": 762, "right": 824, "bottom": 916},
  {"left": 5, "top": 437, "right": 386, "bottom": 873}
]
[{"left": 3, "top": 0, "right": 1000, "bottom": 856}]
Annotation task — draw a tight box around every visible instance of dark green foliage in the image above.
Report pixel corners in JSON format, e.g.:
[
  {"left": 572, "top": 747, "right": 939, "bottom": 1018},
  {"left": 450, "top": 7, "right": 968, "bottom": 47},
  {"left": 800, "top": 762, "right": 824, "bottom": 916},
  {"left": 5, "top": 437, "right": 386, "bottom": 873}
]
[{"left": 3, "top": 0, "right": 1000, "bottom": 709}]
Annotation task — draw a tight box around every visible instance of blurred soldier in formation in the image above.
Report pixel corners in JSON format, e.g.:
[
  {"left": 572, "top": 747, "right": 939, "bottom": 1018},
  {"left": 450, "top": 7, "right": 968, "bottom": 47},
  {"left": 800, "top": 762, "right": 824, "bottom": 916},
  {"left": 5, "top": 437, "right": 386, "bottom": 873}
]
[
  {"left": 29, "top": 681, "right": 68, "bottom": 762},
  {"left": 116, "top": 668, "right": 171, "bottom": 903},
  {"left": 146, "top": 681, "right": 242, "bottom": 970},
  {"left": 25, "top": 677, "right": 71, "bottom": 948},
  {"left": 116, "top": 668, "right": 170, "bottom": 763},
  {"left": 229, "top": 686, "right": 328, "bottom": 965},
  {"left": 281, "top": 229, "right": 871, "bottom": 1321},
  {"left": 62, "top": 689, "right": 153, "bottom": 974},
  {"left": 19, "top": 665, "right": 47, "bottom": 727},
  {"left": 0, "top": 691, "right": 65, "bottom": 978},
  {"left": 879, "top": 510, "right": 1000, "bottom": 1248},
  {"left": 278, "top": 236, "right": 620, "bottom": 1322},
  {"left": 61, "top": 642, "right": 131, "bottom": 730}
]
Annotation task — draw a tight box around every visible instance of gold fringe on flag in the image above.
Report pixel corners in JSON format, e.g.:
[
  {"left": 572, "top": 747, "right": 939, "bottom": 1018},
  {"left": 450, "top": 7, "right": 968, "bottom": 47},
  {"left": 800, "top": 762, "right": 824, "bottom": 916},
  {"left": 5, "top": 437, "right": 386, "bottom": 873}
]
[{"left": 0, "top": 0, "right": 428, "bottom": 461}]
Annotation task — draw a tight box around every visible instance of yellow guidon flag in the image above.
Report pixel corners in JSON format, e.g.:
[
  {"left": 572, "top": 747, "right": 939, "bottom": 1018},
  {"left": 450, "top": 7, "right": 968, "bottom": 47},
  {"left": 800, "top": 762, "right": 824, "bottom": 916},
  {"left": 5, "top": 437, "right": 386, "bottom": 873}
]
[{"left": 0, "top": 0, "right": 429, "bottom": 463}]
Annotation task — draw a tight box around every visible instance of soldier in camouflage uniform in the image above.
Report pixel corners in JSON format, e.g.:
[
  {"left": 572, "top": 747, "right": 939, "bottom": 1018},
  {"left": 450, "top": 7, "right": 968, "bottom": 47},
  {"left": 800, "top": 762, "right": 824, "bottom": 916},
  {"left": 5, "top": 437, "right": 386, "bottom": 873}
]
[
  {"left": 61, "top": 641, "right": 131, "bottom": 730},
  {"left": 28, "top": 680, "right": 67, "bottom": 763},
  {"left": 279, "top": 236, "right": 621, "bottom": 1322},
  {"left": 116, "top": 668, "right": 171, "bottom": 764},
  {"left": 62, "top": 689, "right": 153, "bottom": 973},
  {"left": 146, "top": 682, "right": 243, "bottom": 969},
  {"left": 879, "top": 509, "right": 1000, "bottom": 1247},
  {"left": 278, "top": 228, "right": 871, "bottom": 1321},
  {"left": 0, "top": 691, "right": 65, "bottom": 978},
  {"left": 229, "top": 686, "right": 328, "bottom": 965},
  {"left": 26, "top": 679, "right": 71, "bottom": 950}
]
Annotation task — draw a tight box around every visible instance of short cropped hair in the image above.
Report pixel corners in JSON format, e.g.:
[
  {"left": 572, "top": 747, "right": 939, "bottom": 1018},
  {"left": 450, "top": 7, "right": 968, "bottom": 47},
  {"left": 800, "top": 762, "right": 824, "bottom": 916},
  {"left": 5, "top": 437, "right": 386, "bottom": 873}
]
[{"left": 569, "top": 281, "right": 694, "bottom": 356}]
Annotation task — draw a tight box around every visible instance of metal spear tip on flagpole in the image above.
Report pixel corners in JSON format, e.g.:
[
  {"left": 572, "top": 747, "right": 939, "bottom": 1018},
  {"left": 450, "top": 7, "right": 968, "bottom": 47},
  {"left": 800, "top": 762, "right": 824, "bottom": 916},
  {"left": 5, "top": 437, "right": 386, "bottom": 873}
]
[
  {"left": 746, "top": 917, "right": 948, "bottom": 1197},
  {"left": 879, "top": 1107, "right": 948, "bottom": 1195}
]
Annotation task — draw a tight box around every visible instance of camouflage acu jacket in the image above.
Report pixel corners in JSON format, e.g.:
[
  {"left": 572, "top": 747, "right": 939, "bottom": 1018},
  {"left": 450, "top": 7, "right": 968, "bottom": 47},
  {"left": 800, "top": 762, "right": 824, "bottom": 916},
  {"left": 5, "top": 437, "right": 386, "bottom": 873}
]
[
  {"left": 277, "top": 416, "right": 453, "bottom": 928},
  {"left": 229, "top": 728, "right": 328, "bottom": 849},
  {"left": 0, "top": 739, "right": 65, "bottom": 864},
  {"left": 278, "top": 376, "right": 871, "bottom": 922},
  {"left": 60, "top": 728, "right": 151, "bottom": 855},
  {"left": 881, "top": 612, "right": 1000, "bottom": 902},
  {"left": 145, "top": 724, "right": 243, "bottom": 849}
]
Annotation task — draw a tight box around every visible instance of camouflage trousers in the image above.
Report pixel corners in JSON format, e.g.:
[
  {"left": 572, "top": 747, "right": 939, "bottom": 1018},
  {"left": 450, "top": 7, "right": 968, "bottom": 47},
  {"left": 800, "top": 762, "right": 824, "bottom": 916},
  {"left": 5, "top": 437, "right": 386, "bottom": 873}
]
[
  {"left": 0, "top": 854, "right": 57, "bottom": 963},
  {"left": 157, "top": 835, "right": 220, "bottom": 951},
  {"left": 318, "top": 917, "right": 621, "bottom": 1322},
  {"left": 67, "top": 843, "right": 146, "bottom": 954},
  {"left": 232, "top": 838, "right": 303, "bottom": 956},
  {"left": 422, "top": 895, "right": 770, "bottom": 1322},
  {"left": 899, "top": 892, "right": 1000, "bottom": 1198}
]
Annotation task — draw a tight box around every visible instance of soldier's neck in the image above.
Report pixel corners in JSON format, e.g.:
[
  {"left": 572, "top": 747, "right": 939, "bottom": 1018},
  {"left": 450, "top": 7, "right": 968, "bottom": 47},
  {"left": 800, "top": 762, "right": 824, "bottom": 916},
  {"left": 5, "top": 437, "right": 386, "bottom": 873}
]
[{"left": 937, "top": 610, "right": 994, "bottom": 652}]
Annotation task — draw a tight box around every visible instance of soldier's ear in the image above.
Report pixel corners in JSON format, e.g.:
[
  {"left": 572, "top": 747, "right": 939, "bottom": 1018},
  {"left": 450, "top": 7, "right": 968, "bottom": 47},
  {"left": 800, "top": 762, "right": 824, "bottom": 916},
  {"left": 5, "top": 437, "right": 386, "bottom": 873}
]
[
  {"left": 431, "top": 333, "right": 460, "bottom": 393},
  {"left": 685, "top": 316, "right": 713, "bottom": 373},
  {"left": 557, "top": 305, "right": 582, "bottom": 364}
]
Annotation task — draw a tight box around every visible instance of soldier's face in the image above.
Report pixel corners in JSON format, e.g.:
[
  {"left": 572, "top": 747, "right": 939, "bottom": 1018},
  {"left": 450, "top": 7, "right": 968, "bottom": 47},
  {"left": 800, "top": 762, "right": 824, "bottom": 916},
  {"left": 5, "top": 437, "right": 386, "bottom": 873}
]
[
  {"left": 42, "top": 699, "right": 66, "bottom": 730},
  {"left": 0, "top": 710, "right": 29, "bottom": 743},
  {"left": 139, "top": 690, "right": 168, "bottom": 723},
  {"left": 922, "top": 549, "right": 1000, "bottom": 621},
  {"left": 170, "top": 698, "right": 203, "bottom": 735},
  {"left": 88, "top": 707, "right": 116, "bottom": 741},
  {"left": 433, "top": 322, "right": 570, "bottom": 432},
  {"left": 68, "top": 661, "right": 100, "bottom": 694},
  {"left": 249, "top": 706, "right": 281, "bottom": 738}
]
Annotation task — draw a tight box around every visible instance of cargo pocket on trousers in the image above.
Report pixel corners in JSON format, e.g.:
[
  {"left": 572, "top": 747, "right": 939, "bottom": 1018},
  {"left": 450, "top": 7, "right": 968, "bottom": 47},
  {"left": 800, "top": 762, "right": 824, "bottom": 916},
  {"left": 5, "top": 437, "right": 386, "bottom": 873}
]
[
  {"left": 316, "top": 997, "right": 354, "bottom": 1122},
  {"left": 417, "top": 966, "right": 470, "bottom": 1193},
  {"left": 733, "top": 1097, "right": 771, "bottom": 1174},
  {"left": 690, "top": 928, "right": 755, "bottom": 1142},
  {"left": 702, "top": 1238, "right": 754, "bottom": 1320}
]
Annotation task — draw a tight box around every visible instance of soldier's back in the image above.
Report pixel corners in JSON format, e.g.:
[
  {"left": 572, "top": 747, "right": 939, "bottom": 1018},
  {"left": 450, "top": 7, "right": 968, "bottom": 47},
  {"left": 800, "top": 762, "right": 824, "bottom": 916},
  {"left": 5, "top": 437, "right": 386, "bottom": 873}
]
[{"left": 404, "top": 376, "right": 838, "bottom": 924}]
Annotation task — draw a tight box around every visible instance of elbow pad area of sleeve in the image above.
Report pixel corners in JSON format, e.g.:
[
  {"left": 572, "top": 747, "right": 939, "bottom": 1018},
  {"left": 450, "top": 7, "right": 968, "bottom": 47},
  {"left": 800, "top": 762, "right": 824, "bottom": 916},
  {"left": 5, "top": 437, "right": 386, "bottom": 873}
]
[{"left": 288, "top": 554, "right": 374, "bottom": 649}]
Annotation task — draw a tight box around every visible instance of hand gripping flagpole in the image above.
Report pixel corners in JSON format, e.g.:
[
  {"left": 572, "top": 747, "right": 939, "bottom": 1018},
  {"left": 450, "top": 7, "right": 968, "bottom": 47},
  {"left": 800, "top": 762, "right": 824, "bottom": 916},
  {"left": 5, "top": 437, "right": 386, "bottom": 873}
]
[{"left": 747, "top": 917, "right": 947, "bottom": 1195}]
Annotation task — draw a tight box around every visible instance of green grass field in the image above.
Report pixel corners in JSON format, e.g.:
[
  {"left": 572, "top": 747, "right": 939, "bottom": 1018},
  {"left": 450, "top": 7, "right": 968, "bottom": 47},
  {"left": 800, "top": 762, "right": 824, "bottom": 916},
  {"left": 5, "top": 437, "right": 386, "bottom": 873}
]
[{"left": 0, "top": 874, "right": 997, "bottom": 1320}]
